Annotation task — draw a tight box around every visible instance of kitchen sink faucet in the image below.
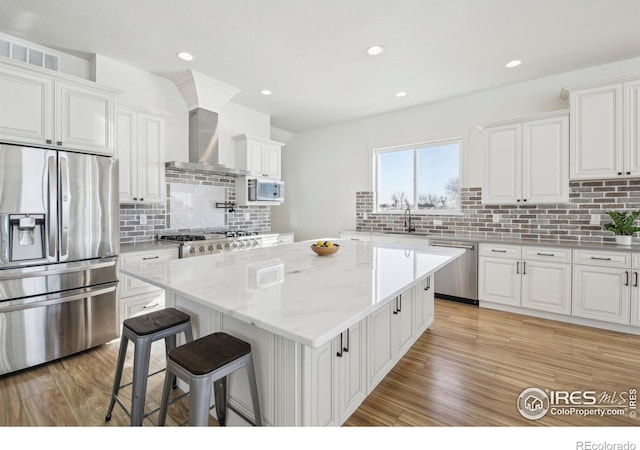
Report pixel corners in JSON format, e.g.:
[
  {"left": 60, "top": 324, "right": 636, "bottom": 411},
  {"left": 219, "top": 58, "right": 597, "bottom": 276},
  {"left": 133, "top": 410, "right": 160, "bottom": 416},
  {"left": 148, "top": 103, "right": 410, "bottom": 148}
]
[{"left": 404, "top": 207, "right": 416, "bottom": 233}]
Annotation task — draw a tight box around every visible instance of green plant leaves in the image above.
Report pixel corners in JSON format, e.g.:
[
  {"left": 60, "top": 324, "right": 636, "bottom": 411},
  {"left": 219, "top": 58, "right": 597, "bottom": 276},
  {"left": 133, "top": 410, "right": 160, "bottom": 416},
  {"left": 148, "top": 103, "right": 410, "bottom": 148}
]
[{"left": 603, "top": 210, "right": 640, "bottom": 235}]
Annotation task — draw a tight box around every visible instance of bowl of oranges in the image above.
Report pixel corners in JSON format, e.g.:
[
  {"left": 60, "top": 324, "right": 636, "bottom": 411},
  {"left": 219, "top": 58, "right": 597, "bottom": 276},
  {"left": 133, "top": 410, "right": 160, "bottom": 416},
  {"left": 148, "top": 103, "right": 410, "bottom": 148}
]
[{"left": 311, "top": 240, "right": 340, "bottom": 256}]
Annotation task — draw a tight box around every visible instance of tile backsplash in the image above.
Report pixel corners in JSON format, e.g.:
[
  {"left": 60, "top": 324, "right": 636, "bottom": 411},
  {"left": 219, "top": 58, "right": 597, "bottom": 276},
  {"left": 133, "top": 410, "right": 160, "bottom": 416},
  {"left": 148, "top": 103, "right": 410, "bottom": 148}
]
[
  {"left": 119, "top": 166, "right": 271, "bottom": 244},
  {"left": 356, "top": 178, "right": 640, "bottom": 244}
]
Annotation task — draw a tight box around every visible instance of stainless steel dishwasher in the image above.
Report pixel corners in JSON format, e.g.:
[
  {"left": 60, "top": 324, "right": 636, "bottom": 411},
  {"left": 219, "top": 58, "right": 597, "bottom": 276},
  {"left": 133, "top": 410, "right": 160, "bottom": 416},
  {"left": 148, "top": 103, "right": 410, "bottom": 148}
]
[{"left": 428, "top": 238, "right": 478, "bottom": 305}]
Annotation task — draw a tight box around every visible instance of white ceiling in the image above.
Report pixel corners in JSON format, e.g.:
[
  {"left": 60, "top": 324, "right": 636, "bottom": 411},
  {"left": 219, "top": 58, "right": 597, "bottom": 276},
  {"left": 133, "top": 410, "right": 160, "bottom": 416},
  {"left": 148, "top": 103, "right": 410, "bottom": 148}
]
[{"left": 1, "top": 0, "right": 639, "bottom": 133}]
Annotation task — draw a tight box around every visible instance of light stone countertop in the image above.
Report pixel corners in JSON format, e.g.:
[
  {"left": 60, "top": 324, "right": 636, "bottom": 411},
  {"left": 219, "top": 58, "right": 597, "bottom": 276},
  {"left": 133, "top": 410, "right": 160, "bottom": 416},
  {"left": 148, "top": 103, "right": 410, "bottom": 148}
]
[
  {"left": 120, "top": 239, "right": 464, "bottom": 348},
  {"left": 342, "top": 230, "right": 640, "bottom": 252}
]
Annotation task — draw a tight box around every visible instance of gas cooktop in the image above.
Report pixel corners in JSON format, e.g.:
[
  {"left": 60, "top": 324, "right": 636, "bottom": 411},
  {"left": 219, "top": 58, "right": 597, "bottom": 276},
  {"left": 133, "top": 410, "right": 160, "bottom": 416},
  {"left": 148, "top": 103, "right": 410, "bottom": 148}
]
[{"left": 159, "top": 231, "right": 263, "bottom": 258}]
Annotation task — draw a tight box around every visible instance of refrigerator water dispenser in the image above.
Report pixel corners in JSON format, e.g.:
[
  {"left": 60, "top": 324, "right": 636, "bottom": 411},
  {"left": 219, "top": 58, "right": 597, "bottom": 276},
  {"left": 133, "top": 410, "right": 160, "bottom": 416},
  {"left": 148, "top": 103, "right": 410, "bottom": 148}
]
[{"left": 9, "top": 214, "right": 45, "bottom": 261}]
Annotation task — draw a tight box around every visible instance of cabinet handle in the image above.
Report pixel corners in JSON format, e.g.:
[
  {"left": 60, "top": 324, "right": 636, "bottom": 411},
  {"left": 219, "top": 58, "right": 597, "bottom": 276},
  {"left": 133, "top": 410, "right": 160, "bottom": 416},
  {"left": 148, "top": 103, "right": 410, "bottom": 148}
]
[
  {"left": 523, "top": 261, "right": 526, "bottom": 275},
  {"left": 627, "top": 172, "right": 631, "bottom": 175},
  {"left": 590, "top": 257, "right": 611, "bottom": 261},
  {"left": 516, "top": 261, "right": 520, "bottom": 274},
  {"left": 635, "top": 272, "right": 638, "bottom": 287},
  {"left": 46, "top": 139, "right": 52, "bottom": 144},
  {"left": 397, "top": 294, "right": 402, "bottom": 313},
  {"left": 618, "top": 172, "right": 623, "bottom": 176},
  {"left": 393, "top": 296, "right": 399, "bottom": 315},
  {"left": 343, "top": 328, "right": 350, "bottom": 353},
  {"left": 336, "top": 333, "right": 343, "bottom": 357},
  {"left": 491, "top": 249, "right": 507, "bottom": 253},
  {"left": 424, "top": 276, "right": 430, "bottom": 291},
  {"left": 517, "top": 199, "right": 520, "bottom": 202},
  {"left": 56, "top": 141, "right": 62, "bottom": 146},
  {"left": 133, "top": 197, "right": 138, "bottom": 201},
  {"left": 143, "top": 303, "right": 160, "bottom": 309},
  {"left": 537, "top": 252, "right": 554, "bottom": 256},
  {"left": 523, "top": 199, "right": 527, "bottom": 202},
  {"left": 625, "top": 271, "right": 629, "bottom": 286},
  {"left": 140, "top": 198, "right": 144, "bottom": 201},
  {"left": 143, "top": 256, "right": 159, "bottom": 260}
]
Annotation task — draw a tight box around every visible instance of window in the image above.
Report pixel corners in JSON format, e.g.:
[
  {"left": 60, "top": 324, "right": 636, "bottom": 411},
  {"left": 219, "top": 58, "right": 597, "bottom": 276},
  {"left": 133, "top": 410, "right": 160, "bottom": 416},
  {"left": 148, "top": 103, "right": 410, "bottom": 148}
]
[{"left": 374, "top": 138, "right": 460, "bottom": 213}]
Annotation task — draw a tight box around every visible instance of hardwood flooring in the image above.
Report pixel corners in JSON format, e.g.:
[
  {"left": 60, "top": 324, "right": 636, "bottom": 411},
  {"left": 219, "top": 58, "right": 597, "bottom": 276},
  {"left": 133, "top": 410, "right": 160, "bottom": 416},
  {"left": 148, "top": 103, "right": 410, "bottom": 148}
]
[{"left": 1, "top": 299, "right": 638, "bottom": 427}]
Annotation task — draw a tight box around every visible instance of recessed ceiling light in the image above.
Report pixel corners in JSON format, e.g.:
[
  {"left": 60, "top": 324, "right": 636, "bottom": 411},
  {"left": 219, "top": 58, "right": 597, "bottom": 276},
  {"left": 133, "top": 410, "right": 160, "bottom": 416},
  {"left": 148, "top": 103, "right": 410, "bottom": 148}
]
[
  {"left": 395, "top": 91, "right": 407, "bottom": 98},
  {"left": 505, "top": 59, "right": 522, "bottom": 68},
  {"left": 261, "top": 89, "right": 272, "bottom": 96},
  {"left": 366, "top": 45, "right": 384, "bottom": 56},
  {"left": 177, "top": 52, "right": 194, "bottom": 61}
]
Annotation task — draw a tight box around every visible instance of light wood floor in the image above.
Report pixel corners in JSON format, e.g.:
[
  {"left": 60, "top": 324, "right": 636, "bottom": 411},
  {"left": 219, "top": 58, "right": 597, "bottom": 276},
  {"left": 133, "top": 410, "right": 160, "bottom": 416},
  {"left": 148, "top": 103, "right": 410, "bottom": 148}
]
[{"left": 1, "top": 299, "right": 638, "bottom": 426}]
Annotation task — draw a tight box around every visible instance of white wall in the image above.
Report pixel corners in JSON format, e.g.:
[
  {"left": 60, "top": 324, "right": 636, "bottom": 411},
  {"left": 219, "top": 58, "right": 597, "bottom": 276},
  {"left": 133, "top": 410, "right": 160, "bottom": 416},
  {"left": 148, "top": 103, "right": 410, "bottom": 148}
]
[
  {"left": 272, "top": 57, "right": 640, "bottom": 241},
  {"left": 217, "top": 101, "right": 271, "bottom": 168}
]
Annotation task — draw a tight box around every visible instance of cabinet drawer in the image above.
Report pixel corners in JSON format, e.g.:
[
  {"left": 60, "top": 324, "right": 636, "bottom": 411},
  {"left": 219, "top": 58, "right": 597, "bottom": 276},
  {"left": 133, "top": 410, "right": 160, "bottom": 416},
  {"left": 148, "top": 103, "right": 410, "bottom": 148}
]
[
  {"left": 478, "top": 243, "right": 521, "bottom": 259},
  {"left": 120, "top": 247, "right": 179, "bottom": 266},
  {"left": 522, "top": 246, "right": 571, "bottom": 263},
  {"left": 122, "top": 290, "right": 165, "bottom": 321},
  {"left": 572, "top": 249, "right": 631, "bottom": 268},
  {"left": 339, "top": 232, "right": 372, "bottom": 242},
  {"left": 632, "top": 254, "right": 640, "bottom": 269}
]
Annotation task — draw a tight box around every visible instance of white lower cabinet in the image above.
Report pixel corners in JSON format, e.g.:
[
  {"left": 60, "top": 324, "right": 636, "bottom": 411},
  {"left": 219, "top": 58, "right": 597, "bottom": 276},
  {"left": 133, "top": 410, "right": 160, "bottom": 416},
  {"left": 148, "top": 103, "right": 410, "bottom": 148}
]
[
  {"left": 307, "top": 319, "right": 367, "bottom": 426},
  {"left": 119, "top": 246, "right": 180, "bottom": 323},
  {"left": 572, "top": 249, "right": 634, "bottom": 325},
  {"left": 414, "top": 275, "right": 435, "bottom": 336},
  {"left": 479, "top": 244, "right": 571, "bottom": 314}
]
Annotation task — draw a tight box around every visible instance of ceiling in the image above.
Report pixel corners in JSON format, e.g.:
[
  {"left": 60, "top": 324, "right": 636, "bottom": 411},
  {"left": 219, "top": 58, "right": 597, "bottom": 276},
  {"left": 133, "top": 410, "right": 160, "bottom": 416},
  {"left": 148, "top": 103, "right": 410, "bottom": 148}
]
[{"left": 1, "top": 0, "right": 639, "bottom": 133}]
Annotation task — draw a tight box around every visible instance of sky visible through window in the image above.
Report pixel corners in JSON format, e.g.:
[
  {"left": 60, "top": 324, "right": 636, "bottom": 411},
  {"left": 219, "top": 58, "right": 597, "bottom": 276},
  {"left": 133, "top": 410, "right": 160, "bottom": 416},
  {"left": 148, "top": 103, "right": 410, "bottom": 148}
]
[{"left": 377, "top": 142, "right": 459, "bottom": 211}]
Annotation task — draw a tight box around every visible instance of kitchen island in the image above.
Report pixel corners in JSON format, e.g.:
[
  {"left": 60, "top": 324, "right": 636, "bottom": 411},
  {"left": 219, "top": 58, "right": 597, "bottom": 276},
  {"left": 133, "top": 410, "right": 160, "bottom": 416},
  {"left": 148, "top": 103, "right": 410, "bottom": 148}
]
[{"left": 120, "top": 239, "right": 464, "bottom": 426}]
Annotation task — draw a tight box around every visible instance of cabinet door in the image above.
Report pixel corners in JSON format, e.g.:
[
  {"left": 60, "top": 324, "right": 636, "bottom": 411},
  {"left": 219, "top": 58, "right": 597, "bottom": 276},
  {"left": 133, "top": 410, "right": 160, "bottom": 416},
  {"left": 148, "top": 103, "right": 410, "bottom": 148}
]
[
  {"left": 521, "top": 261, "right": 571, "bottom": 315},
  {"left": 138, "top": 113, "right": 165, "bottom": 203},
  {"left": 0, "top": 65, "right": 53, "bottom": 145},
  {"left": 308, "top": 336, "right": 340, "bottom": 426},
  {"left": 478, "top": 256, "right": 521, "bottom": 306},
  {"left": 246, "top": 140, "right": 265, "bottom": 176},
  {"left": 367, "top": 300, "right": 395, "bottom": 391},
  {"left": 632, "top": 275, "right": 640, "bottom": 327},
  {"left": 570, "top": 84, "right": 623, "bottom": 179},
  {"left": 55, "top": 80, "right": 114, "bottom": 154},
  {"left": 395, "top": 290, "right": 415, "bottom": 358},
  {"left": 625, "top": 80, "right": 640, "bottom": 177},
  {"left": 340, "top": 322, "right": 367, "bottom": 422},
  {"left": 572, "top": 265, "right": 630, "bottom": 324},
  {"left": 115, "top": 108, "right": 137, "bottom": 202},
  {"left": 414, "top": 275, "right": 434, "bottom": 335},
  {"left": 482, "top": 123, "right": 522, "bottom": 204},
  {"left": 522, "top": 115, "right": 569, "bottom": 203},
  {"left": 263, "top": 143, "right": 281, "bottom": 178}
]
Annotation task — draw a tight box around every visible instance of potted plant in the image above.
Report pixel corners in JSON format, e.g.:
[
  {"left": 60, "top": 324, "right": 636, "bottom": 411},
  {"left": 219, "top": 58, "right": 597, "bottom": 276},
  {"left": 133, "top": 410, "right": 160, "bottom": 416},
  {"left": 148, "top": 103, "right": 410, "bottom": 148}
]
[{"left": 603, "top": 210, "right": 640, "bottom": 245}]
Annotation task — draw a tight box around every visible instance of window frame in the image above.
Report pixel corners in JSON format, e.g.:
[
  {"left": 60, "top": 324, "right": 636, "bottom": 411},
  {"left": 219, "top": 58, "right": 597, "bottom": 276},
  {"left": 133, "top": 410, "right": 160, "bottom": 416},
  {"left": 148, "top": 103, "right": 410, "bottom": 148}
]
[{"left": 372, "top": 137, "right": 463, "bottom": 215}]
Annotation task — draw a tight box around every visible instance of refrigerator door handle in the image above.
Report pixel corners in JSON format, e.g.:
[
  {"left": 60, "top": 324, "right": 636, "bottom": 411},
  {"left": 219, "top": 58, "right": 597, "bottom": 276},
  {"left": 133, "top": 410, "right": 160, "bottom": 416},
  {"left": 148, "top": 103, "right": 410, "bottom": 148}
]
[
  {"left": 47, "top": 154, "right": 57, "bottom": 261},
  {"left": 0, "top": 283, "right": 117, "bottom": 313},
  {"left": 59, "top": 153, "right": 69, "bottom": 261}
]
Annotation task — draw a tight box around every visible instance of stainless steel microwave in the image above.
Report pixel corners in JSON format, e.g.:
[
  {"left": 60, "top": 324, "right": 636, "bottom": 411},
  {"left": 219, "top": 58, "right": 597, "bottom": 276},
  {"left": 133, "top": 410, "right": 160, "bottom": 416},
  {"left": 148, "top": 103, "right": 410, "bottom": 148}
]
[{"left": 248, "top": 178, "right": 284, "bottom": 202}]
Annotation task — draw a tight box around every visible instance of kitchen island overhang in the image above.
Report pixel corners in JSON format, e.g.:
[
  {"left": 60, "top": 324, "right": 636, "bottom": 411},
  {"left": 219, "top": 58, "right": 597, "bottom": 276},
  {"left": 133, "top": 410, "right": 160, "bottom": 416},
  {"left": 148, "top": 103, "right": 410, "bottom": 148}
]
[{"left": 120, "top": 239, "right": 464, "bottom": 426}]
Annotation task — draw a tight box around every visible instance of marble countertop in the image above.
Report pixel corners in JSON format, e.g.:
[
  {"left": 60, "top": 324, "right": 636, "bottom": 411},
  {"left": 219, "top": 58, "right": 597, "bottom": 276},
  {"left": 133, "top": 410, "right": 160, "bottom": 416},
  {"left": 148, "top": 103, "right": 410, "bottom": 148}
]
[
  {"left": 120, "top": 239, "right": 464, "bottom": 348},
  {"left": 343, "top": 230, "right": 640, "bottom": 252}
]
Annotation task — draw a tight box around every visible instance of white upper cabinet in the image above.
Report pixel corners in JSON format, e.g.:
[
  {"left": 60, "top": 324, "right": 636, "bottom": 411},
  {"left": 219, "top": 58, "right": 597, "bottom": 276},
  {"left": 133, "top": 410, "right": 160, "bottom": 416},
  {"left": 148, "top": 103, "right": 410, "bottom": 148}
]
[
  {"left": 481, "top": 111, "right": 569, "bottom": 204},
  {"left": 233, "top": 134, "right": 283, "bottom": 179},
  {"left": 562, "top": 76, "right": 640, "bottom": 179},
  {"left": 0, "top": 59, "right": 117, "bottom": 155},
  {"left": 0, "top": 64, "right": 53, "bottom": 145},
  {"left": 115, "top": 104, "right": 167, "bottom": 204}
]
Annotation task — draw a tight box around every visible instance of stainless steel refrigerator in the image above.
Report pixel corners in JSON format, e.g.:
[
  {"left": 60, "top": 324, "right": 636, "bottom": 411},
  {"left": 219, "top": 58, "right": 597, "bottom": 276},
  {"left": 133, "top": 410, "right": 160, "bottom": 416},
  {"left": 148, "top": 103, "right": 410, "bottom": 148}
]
[{"left": 0, "top": 143, "right": 120, "bottom": 375}]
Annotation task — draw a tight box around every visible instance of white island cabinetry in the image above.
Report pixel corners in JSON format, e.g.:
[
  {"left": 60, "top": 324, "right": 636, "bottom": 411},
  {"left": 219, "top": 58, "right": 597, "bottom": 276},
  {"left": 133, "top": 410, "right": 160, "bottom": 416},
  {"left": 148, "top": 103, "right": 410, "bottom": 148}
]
[{"left": 122, "top": 240, "right": 463, "bottom": 426}]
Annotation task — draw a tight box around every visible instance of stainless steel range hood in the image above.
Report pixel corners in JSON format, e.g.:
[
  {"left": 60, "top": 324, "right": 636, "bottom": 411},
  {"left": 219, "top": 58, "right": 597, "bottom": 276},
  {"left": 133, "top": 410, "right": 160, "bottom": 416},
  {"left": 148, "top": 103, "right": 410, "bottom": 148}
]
[{"left": 166, "top": 70, "right": 248, "bottom": 175}]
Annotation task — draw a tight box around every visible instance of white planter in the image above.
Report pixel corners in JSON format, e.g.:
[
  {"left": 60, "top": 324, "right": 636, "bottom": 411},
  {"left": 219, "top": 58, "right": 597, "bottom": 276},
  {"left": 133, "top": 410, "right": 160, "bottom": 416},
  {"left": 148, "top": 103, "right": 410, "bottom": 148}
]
[{"left": 615, "top": 235, "right": 632, "bottom": 246}]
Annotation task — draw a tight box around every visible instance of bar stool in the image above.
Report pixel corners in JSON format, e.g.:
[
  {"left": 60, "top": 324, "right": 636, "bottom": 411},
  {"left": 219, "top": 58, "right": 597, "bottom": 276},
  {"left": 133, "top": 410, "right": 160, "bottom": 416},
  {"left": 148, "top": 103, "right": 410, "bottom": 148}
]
[
  {"left": 105, "top": 307, "right": 193, "bottom": 426},
  {"left": 157, "top": 332, "right": 262, "bottom": 427}
]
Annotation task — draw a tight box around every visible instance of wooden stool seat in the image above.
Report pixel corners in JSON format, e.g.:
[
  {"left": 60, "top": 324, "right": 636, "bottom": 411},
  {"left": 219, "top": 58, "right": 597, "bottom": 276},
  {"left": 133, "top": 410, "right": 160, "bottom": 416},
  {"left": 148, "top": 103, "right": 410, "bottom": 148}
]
[
  {"left": 168, "top": 332, "right": 251, "bottom": 375},
  {"left": 124, "top": 308, "right": 191, "bottom": 336}
]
